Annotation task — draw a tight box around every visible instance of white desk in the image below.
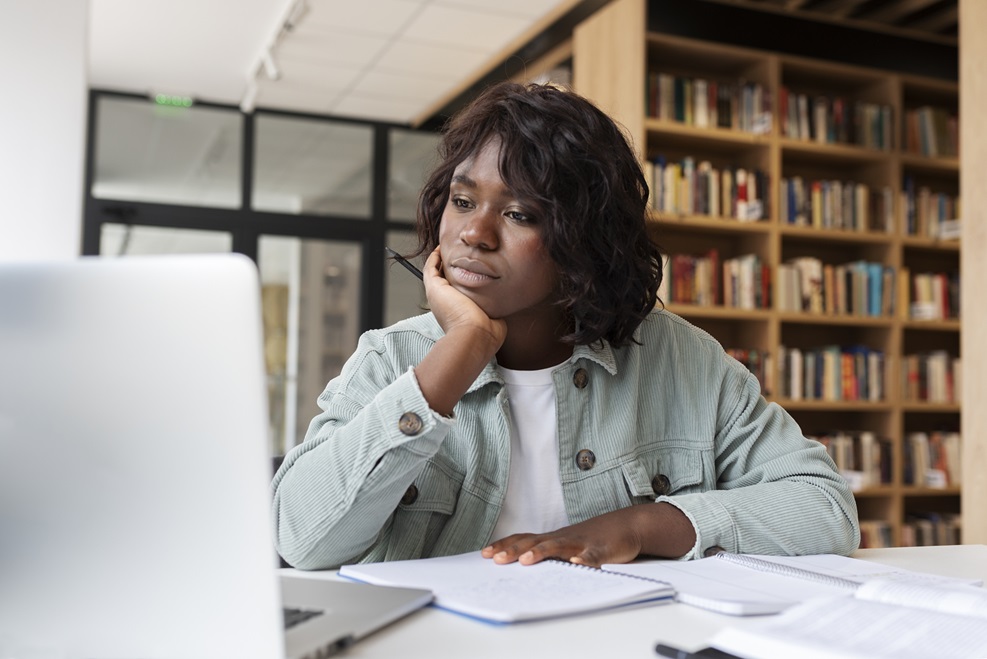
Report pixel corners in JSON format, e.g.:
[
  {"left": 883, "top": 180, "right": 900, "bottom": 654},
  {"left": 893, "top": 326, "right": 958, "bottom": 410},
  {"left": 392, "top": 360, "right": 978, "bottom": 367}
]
[{"left": 284, "top": 545, "right": 987, "bottom": 659}]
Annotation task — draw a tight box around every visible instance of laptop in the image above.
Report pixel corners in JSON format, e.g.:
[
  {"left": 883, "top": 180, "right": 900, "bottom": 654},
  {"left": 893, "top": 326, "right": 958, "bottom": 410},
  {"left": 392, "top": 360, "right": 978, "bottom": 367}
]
[{"left": 0, "top": 254, "right": 432, "bottom": 659}]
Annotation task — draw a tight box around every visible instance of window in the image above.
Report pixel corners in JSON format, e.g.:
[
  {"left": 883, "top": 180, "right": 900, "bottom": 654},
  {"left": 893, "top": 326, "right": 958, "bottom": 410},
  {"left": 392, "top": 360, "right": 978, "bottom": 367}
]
[{"left": 84, "top": 92, "right": 439, "bottom": 456}]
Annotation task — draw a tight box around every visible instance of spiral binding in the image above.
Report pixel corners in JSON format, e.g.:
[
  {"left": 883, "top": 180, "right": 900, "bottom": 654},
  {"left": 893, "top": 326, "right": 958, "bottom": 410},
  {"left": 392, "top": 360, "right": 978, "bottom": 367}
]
[
  {"left": 714, "top": 552, "right": 860, "bottom": 591},
  {"left": 544, "top": 558, "right": 675, "bottom": 588}
]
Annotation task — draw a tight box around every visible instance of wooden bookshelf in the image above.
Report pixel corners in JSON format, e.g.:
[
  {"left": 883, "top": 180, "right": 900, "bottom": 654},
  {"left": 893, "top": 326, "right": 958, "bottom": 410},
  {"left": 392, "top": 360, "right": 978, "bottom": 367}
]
[{"left": 573, "top": 0, "right": 961, "bottom": 549}]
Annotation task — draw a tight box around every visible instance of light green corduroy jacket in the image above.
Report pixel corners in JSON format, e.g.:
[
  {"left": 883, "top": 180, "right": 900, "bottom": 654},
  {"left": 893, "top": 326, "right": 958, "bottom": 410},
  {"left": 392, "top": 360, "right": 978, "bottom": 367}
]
[{"left": 273, "top": 309, "right": 860, "bottom": 570}]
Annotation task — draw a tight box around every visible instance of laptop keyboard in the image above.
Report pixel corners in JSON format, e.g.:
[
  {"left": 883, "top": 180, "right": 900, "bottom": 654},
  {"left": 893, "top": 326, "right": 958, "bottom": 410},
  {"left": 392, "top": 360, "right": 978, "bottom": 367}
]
[{"left": 283, "top": 606, "right": 324, "bottom": 629}]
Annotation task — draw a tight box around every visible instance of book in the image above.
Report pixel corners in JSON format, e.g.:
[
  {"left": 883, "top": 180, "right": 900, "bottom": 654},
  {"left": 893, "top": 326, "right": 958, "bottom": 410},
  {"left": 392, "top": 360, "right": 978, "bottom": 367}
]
[
  {"left": 709, "top": 579, "right": 987, "bottom": 658},
  {"left": 599, "top": 552, "right": 981, "bottom": 616},
  {"left": 338, "top": 551, "right": 674, "bottom": 624}
]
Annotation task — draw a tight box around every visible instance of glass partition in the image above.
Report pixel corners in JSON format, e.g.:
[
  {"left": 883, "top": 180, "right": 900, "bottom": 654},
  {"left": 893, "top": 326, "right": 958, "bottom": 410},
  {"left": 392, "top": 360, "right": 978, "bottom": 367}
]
[
  {"left": 388, "top": 128, "right": 440, "bottom": 221},
  {"left": 99, "top": 223, "right": 232, "bottom": 256},
  {"left": 253, "top": 115, "right": 373, "bottom": 218},
  {"left": 258, "top": 235, "right": 362, "bottom": 455},
  {"left": 93, "top": 97, "right": 242, "bottom": 208}
]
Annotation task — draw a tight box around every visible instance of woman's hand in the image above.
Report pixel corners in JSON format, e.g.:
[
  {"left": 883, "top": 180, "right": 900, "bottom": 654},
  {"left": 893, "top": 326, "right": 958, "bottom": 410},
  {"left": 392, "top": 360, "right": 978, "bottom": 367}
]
[
  {"left": 481, "top": 503, "right": 697, "bottom": 567},
  {"left": 412, "top": 247, "right": 507, "bottom": 417},
  {"left": 423, "top": 246, "right": 507, "bottom": 348}
]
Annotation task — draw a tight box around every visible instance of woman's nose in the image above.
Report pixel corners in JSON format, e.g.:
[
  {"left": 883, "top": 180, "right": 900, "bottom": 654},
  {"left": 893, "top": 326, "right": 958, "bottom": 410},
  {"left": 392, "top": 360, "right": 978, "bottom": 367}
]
[{"left": 459, "top": 207, "right": 498, "bottom": 250}]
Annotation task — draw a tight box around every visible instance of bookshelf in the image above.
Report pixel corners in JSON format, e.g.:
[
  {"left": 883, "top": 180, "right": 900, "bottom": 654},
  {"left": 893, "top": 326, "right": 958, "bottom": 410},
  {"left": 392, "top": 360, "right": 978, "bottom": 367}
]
[{"left": 573, "top": 0, "right": 961, "bottom": 548}]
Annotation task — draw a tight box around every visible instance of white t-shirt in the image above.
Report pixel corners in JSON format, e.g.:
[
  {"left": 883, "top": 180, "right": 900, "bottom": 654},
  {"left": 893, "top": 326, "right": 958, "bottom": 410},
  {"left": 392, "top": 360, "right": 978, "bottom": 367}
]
[{"left": 490, "top": 363, "right": 570, "bottom": 541}]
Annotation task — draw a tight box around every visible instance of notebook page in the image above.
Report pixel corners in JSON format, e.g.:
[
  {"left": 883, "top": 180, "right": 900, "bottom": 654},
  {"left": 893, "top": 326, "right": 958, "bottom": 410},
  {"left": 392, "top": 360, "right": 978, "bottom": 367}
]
[
  {"left": 339, "top": 551, "right": 674, "bottom": 623},
  {"left": 601, "top": 553, "right": 981, "bottom": 616},
  {"left": 711, "top": 594, "right": 987, "bottom": 659}
]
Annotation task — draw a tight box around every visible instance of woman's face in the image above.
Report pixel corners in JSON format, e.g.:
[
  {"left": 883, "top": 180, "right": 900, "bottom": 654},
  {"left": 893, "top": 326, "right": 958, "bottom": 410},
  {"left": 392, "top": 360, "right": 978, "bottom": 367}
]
[{"left": 437, "top": 138, "right": 561, "bottom": 326}]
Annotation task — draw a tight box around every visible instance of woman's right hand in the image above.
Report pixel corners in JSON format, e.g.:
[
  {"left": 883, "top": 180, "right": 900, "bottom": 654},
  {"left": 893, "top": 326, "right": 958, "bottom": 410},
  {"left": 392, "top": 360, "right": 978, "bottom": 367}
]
[
  {"left": 413, "top": 247, "right": 506, "bottom": 417},
  {"left": 422, "top": 246, "right": 507, "bottom": 350}
]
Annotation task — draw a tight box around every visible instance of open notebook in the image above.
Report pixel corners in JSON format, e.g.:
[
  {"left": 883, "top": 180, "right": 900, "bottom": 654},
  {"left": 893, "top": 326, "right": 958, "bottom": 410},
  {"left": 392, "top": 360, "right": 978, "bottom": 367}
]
[
  {"left": 340, "top": 551, "right": 674, "bottom": 623},
  {"left": 603, "top": 552, "right": 983, "bottom": 615}
]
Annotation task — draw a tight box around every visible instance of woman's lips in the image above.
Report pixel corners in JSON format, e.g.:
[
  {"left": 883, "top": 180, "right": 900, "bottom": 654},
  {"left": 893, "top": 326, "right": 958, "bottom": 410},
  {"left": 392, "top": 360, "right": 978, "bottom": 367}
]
[{"left": 448, "top": 258, "right": 498, "bottom": 286}]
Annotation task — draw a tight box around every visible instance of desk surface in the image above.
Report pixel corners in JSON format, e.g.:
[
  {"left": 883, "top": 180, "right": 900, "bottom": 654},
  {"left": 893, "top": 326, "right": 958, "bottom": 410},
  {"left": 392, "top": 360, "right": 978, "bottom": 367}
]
[{"left": 284, "top": 545, "right": 987, "bottom": 659}]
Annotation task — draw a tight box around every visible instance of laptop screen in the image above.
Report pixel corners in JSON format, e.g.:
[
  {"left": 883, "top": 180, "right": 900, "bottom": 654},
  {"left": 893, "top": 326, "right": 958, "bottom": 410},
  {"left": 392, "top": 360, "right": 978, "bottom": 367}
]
[{"left": 0, "top": 255, "right": 285, "bottom": 658}]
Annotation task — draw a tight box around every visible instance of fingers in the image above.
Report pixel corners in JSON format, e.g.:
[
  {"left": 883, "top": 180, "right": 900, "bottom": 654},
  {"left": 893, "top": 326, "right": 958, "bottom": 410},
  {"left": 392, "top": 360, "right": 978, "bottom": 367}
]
[
  {"left": 422, "top": 247, "right": 443, "bottom": 285},
  {"left": 482, "top": 534, "right": 578, "bottom": 566}
]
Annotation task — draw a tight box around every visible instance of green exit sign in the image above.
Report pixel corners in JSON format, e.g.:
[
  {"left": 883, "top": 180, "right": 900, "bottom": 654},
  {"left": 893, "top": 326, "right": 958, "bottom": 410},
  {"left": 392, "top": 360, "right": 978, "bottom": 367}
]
[{"left": 154, "top": 94, "right": 193, "bottom": 108}]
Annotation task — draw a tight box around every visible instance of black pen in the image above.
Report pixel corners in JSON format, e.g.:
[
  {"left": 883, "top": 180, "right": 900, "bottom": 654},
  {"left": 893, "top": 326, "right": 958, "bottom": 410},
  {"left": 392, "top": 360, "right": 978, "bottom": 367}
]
[
  {"left": 385, "top": 246, "right": 423, "bottom": 281},
  {"left": 655, "top": 643, "right": 741, "bottom": 659}
]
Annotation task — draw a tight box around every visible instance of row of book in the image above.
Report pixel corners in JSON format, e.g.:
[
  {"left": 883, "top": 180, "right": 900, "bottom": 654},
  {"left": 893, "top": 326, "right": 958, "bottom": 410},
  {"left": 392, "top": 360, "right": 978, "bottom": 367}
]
[
  {"left": 858, "top": 520, "right": 893, "bottom": 549},
  {"left": 659, "top": 257, "right": 960, "bottom": 326},
  {"left": 777, "top": 345, "right": 886, "bottom": 402},
  {"left": 809, "top": 430, "right": 891, "bottom": 490},
  {"left": 642, "top": 79, "right": 955, "bottom": 163},
  {"left": 776, "top": 257, "right": 895, "bottom": 317},
  {"left": 902, "top": 352, "right": 961, "bottom": 405},
  {"left": 858, "top": 516, "right": 960, "bottom": 548},
  {"left": 779, "top": 177, "right": 894, "bottom": 233},
  {"left": 645, "top": 73, "right": 772, "bottom": 134},
  {"left": 905, "top": 269, "right": 959, "bottom": 321},
  {"left": 902, "top": 106, "right": 959, "bottom": 158},
  {"left": 726, "top": 348, "right": 774, "bottom": 396},
  {"left": 904, "top": 430, "right": 961, "bottom": 487},
  {"left": 658, "top": 251, "right": 771, "bottom": 310},
  {"left": 779, "top": 88, "right": 894, "bottom": 150},
  {"left": 901, "top": 512, "right": 961, "bottom": 546},
  {"left": 644, "top": 157, "right": 769, "bottom": 221},
  {"left": 901, "top": 177, "right": 960, "bottom": 239}
]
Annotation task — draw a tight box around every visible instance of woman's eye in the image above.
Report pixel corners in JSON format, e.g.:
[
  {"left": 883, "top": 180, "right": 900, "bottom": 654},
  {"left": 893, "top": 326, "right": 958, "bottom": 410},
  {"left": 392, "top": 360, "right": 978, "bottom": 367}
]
[
  {"left": 506, "top": 210, "right": 533, "bottom": 224},
  {"left": 451, "top": 197, "right": 472, "bottom": 209}
]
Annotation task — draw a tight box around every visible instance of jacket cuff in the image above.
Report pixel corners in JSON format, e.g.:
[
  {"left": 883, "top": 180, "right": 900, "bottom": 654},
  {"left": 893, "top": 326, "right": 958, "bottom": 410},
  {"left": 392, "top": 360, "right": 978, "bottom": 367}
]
[{"left": 657, "top": 493, "right": 737, "bottom": 560}]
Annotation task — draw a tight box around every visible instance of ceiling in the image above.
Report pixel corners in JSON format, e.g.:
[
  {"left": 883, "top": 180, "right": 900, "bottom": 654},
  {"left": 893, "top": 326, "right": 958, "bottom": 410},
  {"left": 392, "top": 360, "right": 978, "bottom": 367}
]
[
  {"left": 720, "top": 0, "right": 958, "bottom": 42},
  {"left": 88, "top": 0, "right": 580, "bottom": 126}
]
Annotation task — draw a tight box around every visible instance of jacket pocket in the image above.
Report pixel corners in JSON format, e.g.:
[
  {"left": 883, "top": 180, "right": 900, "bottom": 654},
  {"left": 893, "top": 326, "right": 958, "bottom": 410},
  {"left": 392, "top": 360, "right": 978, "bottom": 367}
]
[
  {"left": 384, "top": 460, "right": 462, "bottom": 561},
  {"left": 620, "top": 442, "right": 708, "bottom": 502}
]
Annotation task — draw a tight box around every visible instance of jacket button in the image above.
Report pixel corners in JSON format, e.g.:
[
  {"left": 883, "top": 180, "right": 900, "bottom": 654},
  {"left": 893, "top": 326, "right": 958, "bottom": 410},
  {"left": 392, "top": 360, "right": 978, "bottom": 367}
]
[
  {"left": 575, "top": 449, "right": 596, "bottom": 471},
  {"left": 652, "top": 474, "right": 671, "bottom": 495},
  {"left": 400, "top": 484, "right": 419, "bottom": 505},
  {"left": 398, "top": 412, "right": 423, "bottom": 435},
  {"left": 572, "top": 368, "right": 589, "bottom": 389},
  {"left": 703, "top": 545, "right": 726, "bottom": 558}
]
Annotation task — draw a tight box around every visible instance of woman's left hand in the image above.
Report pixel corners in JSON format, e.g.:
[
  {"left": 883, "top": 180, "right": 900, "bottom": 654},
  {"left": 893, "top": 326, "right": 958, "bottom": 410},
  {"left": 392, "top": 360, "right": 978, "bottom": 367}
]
[{"left": 480, "top": 502, "right": 697, "bottom": 567}]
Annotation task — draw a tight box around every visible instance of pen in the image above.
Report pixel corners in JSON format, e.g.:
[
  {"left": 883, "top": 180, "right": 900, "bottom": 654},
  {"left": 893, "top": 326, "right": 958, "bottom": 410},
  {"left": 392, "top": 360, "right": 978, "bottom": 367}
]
[
  {"left": 655, "top": 643, "right": 741, "bottom": 659},
  {"left": 385, "top": 246, "right": 423, "bottom": 281}
]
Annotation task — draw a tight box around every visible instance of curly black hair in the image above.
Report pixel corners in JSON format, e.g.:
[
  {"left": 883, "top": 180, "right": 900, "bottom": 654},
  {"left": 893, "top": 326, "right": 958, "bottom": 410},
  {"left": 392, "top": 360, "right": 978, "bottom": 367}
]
[{"left": 414, "top": 81, "right": 662, "bottom": 348}]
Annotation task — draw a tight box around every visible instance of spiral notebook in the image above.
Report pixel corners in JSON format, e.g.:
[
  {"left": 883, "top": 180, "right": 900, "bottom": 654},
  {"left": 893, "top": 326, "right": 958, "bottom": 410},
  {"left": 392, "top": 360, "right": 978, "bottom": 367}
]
[
  {"left": 602, "top": 552, "right": 983, "bottom": 616},
  {"left": 338, "top": 552, "right": 674, "bottom": 624}
]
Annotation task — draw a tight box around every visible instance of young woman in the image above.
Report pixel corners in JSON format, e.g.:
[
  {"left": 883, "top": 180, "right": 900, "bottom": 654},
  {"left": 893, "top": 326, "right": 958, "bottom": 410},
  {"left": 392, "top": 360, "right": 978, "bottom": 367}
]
[{"left": 272, "top": 82, "right": 860, "bottom": 570}]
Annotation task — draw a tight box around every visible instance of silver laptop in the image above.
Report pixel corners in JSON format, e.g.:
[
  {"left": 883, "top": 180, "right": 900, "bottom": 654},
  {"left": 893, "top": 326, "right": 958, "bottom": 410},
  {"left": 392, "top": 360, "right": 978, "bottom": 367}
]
[{"left": 0, "top": 254, "right": 431, "bottom": 659}]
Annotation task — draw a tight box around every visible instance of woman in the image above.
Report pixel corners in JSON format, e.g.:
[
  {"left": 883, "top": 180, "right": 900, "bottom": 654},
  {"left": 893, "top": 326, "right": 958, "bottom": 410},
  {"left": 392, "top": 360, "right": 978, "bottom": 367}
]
[{"left": 272, "top": 82, "right": 859, "bottom": 570}]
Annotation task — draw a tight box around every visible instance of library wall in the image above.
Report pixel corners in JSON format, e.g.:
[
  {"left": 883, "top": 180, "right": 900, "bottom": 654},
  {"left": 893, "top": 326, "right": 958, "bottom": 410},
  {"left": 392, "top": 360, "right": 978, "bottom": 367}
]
[{"left": 960, "top": 0, "right": 986, "bottom": 545}]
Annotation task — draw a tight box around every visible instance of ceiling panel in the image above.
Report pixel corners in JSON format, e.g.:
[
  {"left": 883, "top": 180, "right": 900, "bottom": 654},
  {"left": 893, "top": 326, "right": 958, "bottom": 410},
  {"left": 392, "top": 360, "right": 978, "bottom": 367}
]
[
  {"left": 89, "top": 0, "right": 578, "bottom": 124},
  {"left": 401, "top": 5, "right": 533, "bottom": 53},
  {"left": 374, "top": 39, "right": 491, "bottom": 78},
  {"left": 303, "top": 0, "right": 425, "bottom": 36},
  {"left": 274, "top": 30, "right": 390, "bottom": 69}
]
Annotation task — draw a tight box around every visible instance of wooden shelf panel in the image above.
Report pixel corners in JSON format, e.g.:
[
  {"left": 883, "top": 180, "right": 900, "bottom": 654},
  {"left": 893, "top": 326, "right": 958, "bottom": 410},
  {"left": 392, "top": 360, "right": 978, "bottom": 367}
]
[
  {"left": 644, "top": 118, "right": 771, "bottom": 149},
  {"left": 662, "top": 304, "right": 772, "bottom": 320},
  {"left": 900, "top": 152, "right": 960, "bottom": 174},
  {"left": 777, "top": 312, "right": 894, "bottom": 327},
  {"left": 779, "top": 225, "right": 893, "bottom": 244},
  {"left": 901, "top": 402, "right": 961, "bottom": 413},
  {"left": 780, "top": 138, "right": 890, "bottom": 164},
  {"left": 901, "top": 236, "right": 960, "bottom": 252},
  {"left": 649, "top": 213, "right": 771, "bottom": 234},
  {"left": 772, "top": 399, "right": 894, "bottom": 412},
  {"left": 902, "top": 319, "right": 961, "bottom": 331}
]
